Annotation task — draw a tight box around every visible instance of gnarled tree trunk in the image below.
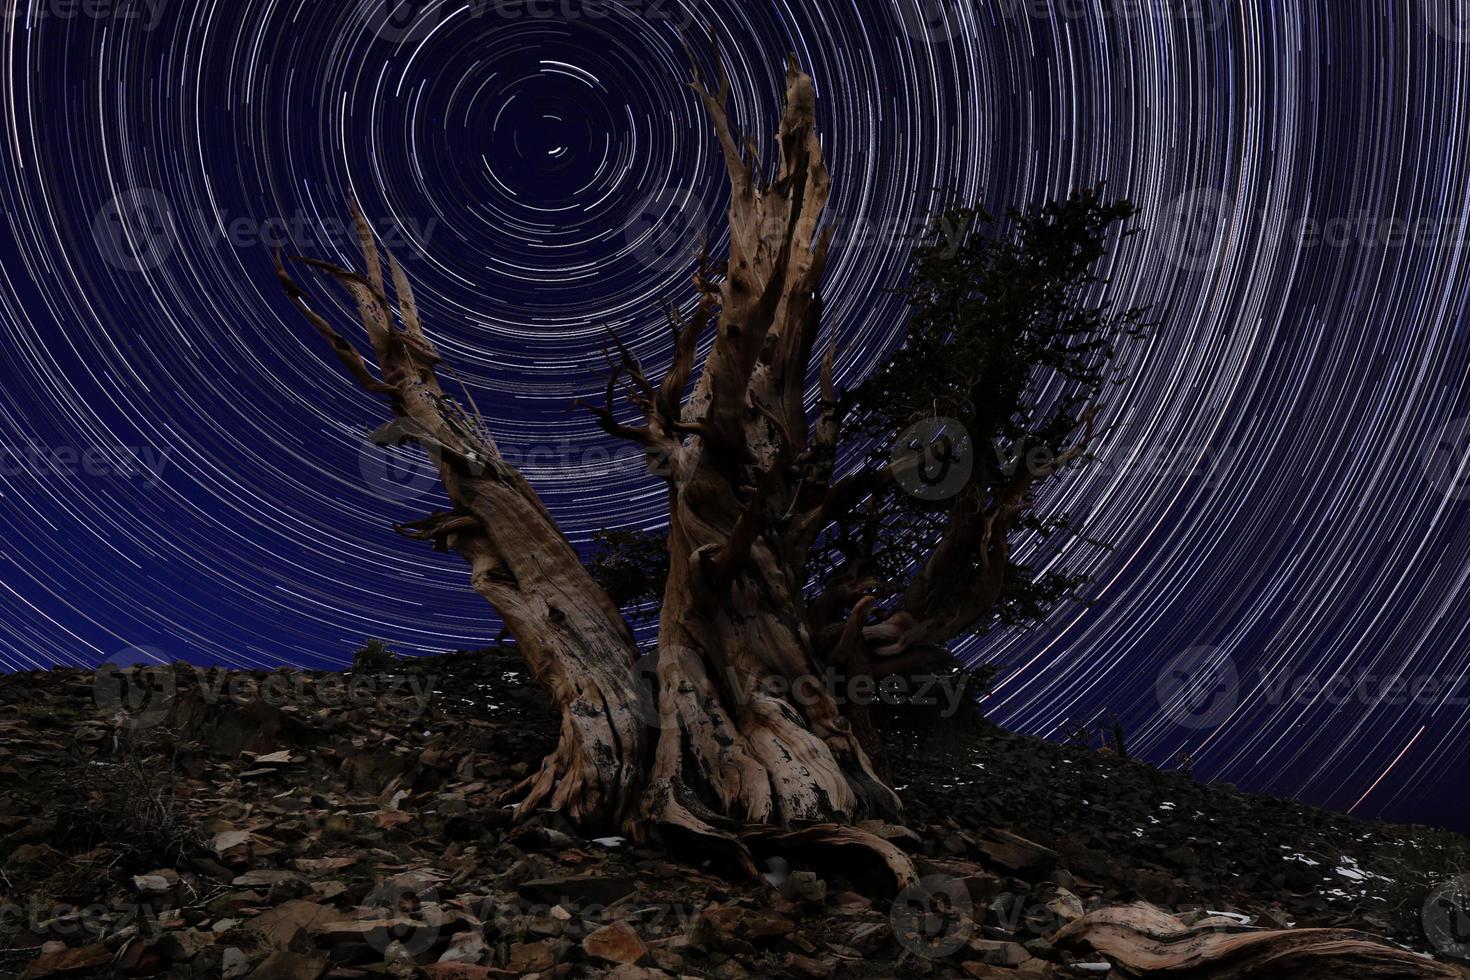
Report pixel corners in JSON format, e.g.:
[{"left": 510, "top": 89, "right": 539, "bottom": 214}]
[
  {"left": 637, "top": 55, "right": 899, "bottom": 855},
  {"left": 278, "top": 50, "right": 911, "bottom": 879}
]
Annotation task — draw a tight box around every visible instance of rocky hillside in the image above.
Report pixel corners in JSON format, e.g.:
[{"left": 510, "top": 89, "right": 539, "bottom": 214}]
[{"left": 1, "top": 650, "right": 1467, "bottom": 978}]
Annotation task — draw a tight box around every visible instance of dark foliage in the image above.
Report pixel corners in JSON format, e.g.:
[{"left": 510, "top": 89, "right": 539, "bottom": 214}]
[
  {"left": 821, "top": 188, "right": 1148, "bottom": 639},
  {"left": 586, "top": 527, "right": 669, "bottom": 627}
]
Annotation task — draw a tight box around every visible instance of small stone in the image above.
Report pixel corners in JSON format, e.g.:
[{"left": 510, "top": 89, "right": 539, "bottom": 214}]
[
  {"left": 777, "top": 871, "right": 827, "bottom": 905},
  {"left": 19, "top": 944, "right": 112, "bottom": 979},
  {"left": 967, "top": 938, "right": 1032, "bottom": 967},
  {"left": 423, "top": 965, "right": 500, "bottom": 980},
  {"left": 248, "top": 951, "right": 328, "bottom": 979},
  {"left": 384, "top": 940, "right": 418, "bottom": 978},
  {"left": 130, "top": 868, "right": 180, "bottom": 893},
  {"left": 438, "top": 931, "right": 490, "bottom": 965},
  {"left": 221, "top": 948, "right": 253, "bottom": 978},
  {"left": 516, "top": 874, "right": 636, "bottom": 908},
  {"left": 211, "top": 830, "right": 254, "bottom": 861},
  {"left": 245, "top": 899, "right": 335, "bottom": 951},
  {"left": 232, "top": 869, "right": 303, "bottom": 888},
  {"left": 506, "top": 940, "right": 556, "bottom": 974},
  {"left": 582, "top": 920, "right": 647, "bottom": 965},
  {"left": 782, "top": 952, "right": 833, "bottom": 978},
  {"left": 1045, "top": 888, "right": 1086, "bottom": 925},
  {"left": 156, "top": 928, "right": 211, "bottom": 962}
]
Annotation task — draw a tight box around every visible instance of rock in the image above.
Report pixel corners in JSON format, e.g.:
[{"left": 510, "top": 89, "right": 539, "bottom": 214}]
[
  {"left": 782, "top": 952, "right": 833, "bottom": 978},
  {"left": 131, "top": 869, "right": 179, "bottom": 894},
  {"left": 384, "top": 940, "right": 418, "bottom": 978},
  {"left": 245, "top": 899, "right": 336, "bottom": 950},
  {"left": 438, "top": 930, "right": 490, "bottom": 965},
  {"left": 7, "top": 843, "right": 63, "bottom": 868},
  {"left": 777, "top": 871, "right": 827, "bottom": 905},
  {"left": 582, "top": 920, "right": 648, "bottom": 965},
  {"left": 221, "top": 948, "right": 254, "bottom": 978},
  {"left": 115, "top": 939, "right": 163, "bottom": 976},
  {"left": 603, "top": 967, "right": 673, "bottom": 980},
  {"left": 232, "top": 868, "right": 304, "bottom": 888},
  {"left": 754, "top": 909, "right": 800, "bottom": 938},
  {"left": 341, "top": 750, "right": 412, "bottom": 793},
  {"left": 506, "top": 940, "right": 556, "bottom": 973},
  {"left": 961, "top": 964, "right": 1015, "bottom": 979},
  {"left": 211, "top": 830, "right": 255, "bottom": 863},
  {"left": 1162, "top": 845, "right": 1200, "bottom": 870},
  {"left": 317, "top": 915, "right": 426, "bottom": 950},
  {"left": 423, "top": 965, "right": 504, "bottom": 980},
  {"left": 249, "top": 951, "right": 328, "bottom": 979},
  {"left": 978, "top": 830, "right": 1058, "bottom": 879},
  {"left": 19, "top": 944, "right": 112, "bottom": 978},
  {"left": 155, "top": 928, "right": 212, "bottom": 962},
  {"left": 968, "top": 938, "right": 1033, "bottom": 967},
  {"left": 517, "top": 874, "right": 636, "bottom": 908},
  {"left": 1, "top": 649, "right": 1463, "bottom": 980},
  {"left": 1045, "top": 888, "right": 1086, "bottom": 925},
  {"left": 292, "top": 856, "right": 358, "bottom": 873}
]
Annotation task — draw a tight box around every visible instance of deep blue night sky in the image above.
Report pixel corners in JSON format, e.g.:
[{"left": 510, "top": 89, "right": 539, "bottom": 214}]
[{"left": 2, "top": 0, "right": 1470, "bottom": 832}]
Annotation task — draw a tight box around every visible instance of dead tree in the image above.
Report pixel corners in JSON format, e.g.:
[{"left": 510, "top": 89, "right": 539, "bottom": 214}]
[{"left": 276, "top": 49, "right": 1110, "bottom": 881}]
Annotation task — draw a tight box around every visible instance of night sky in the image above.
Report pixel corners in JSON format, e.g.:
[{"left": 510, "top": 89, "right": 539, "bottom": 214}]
[{"left": 2, "top": 0, "right": 1470, "bottom": 832}]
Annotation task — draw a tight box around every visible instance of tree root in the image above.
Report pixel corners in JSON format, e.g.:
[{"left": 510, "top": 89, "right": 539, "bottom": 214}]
[{"left": 1053, "top": 903, "right": 1469, "bottom": 979}]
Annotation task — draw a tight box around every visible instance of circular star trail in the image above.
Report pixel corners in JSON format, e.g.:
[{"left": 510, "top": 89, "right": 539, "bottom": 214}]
[{"left": 1, "top": 0, "right": 1469, "bottom": 830}]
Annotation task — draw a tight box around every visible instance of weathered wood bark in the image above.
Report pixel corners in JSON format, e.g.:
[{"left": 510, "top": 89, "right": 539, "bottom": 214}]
[
  {"left": 276, "top": 210, "right": 645, "bottom": 834},
  {"left": 632, "top": 52, "right": 900, "bottom": 855},
  {"left": 279, "top": 50, "right": 911, "bottom": 883},
  {"left": 278, "top": 47, "right": 1469, "bottom": 976},
  {"left": 1053, "top": 904, "right": 1469, "bottom": 979}
]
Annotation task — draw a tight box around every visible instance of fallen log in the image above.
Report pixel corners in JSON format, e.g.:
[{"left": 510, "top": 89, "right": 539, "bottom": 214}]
[{"left": 1052, "top": 903, "right": 1469, "bottom": 979}]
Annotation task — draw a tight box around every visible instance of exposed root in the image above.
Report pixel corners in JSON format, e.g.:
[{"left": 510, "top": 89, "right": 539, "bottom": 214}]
[
  {"left": 1052, "top": 903, "right": 1469, "bottom": 979},
  {"left": 745, "top": 824, "right": 918, "bottom": 895}
]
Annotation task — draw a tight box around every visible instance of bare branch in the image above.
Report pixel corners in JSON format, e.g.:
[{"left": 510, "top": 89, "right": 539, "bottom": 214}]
[{"left": 275, "top": 250, "right": 396, "bottom": 396}]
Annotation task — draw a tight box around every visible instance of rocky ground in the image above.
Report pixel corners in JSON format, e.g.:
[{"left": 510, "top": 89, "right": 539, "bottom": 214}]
[{"left": 1, "top": 649, "right": 1468, "bottom": 978}]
